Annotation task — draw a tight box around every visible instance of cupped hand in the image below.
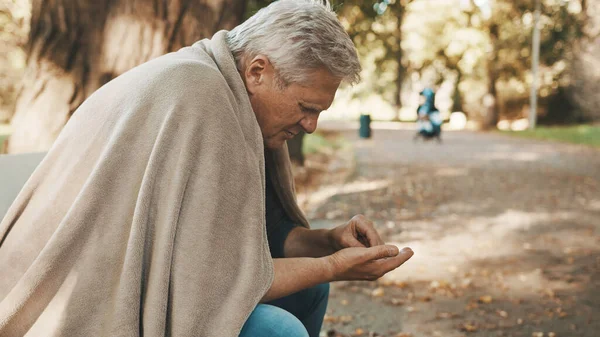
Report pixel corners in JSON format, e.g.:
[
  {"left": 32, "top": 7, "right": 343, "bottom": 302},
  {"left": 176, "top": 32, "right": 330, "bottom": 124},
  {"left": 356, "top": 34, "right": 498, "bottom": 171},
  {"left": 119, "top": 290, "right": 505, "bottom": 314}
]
[{"left": 326, "top": 245, "right": 414, "bottom": 282}]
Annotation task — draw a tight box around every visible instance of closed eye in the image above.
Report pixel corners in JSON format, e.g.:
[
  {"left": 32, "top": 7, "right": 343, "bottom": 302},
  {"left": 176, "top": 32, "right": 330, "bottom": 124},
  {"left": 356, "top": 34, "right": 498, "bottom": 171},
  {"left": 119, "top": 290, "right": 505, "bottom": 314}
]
[{"left": 299, "top": 104, "right": 320, "bottom": 114}]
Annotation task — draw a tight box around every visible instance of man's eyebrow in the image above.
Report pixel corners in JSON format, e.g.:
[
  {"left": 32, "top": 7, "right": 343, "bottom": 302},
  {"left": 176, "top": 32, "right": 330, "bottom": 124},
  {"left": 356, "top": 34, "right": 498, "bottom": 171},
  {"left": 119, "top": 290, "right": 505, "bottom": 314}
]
[{"left": 299, "top": 102, "right": 324, "bottom": 112}]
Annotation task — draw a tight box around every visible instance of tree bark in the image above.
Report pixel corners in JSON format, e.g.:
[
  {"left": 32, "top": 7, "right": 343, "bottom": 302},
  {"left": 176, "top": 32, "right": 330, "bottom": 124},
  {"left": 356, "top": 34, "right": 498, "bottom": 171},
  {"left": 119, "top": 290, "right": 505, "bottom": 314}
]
[
  {"left": 484, "top": 65, "right": 499, "bottom": 129},
  {"left": 567, "top": 0, "right": 600, "bottom": 122},
  {"left": 394, "top": 5, "right": 406, "bottom": 114},
  {"left": 8, "top": 0, "right": 247, "bottom": 153},
  {"left": 451, "top": 69, "right": 463, "bottom": 114},
  {"left": 482, "top": 23, "right": 500, "bottom": 129}
]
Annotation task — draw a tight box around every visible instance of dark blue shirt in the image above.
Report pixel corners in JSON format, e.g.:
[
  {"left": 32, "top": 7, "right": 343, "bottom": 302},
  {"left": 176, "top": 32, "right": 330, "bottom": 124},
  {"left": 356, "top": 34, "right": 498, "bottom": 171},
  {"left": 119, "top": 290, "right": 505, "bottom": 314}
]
[{"left": 265, "top": 167, "right": 298, "bottom": 258}]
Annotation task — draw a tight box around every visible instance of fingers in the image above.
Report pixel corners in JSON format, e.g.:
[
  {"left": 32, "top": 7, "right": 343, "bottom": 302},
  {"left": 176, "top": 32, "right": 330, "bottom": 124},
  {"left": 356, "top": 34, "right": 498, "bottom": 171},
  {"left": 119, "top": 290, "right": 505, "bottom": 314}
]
[
  {"left": 360, "top": 223, "right": 384, "bottom": 247},
  {"left": 344, "top": 234, "right": 367, "bottom": 248},
  {"left": 363, "top": 244, "right": 400, "bottom": 261},
  {"left": 376, "top": 247, "right": 414, "bottom": 273},
  {"left": 352, "top": 214, "right": 385, "bottom": 247}
]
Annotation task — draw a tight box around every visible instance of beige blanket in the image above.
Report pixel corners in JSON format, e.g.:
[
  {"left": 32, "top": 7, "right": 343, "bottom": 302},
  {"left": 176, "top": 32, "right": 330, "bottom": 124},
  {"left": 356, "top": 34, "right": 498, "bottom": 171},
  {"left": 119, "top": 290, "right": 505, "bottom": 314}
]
[{"left": 0, "top": 30, "right": 307, "bottom": 336}]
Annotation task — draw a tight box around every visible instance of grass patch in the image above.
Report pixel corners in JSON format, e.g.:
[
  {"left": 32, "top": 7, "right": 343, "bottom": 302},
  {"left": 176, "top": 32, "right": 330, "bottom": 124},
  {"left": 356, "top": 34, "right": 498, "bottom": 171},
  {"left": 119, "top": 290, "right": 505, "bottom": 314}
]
[
  {"left": 303, "top": 130, "right": 349, "bottom": 155},
  {"left": 502, "top": 125, "right": 600, "bottom": 148}
]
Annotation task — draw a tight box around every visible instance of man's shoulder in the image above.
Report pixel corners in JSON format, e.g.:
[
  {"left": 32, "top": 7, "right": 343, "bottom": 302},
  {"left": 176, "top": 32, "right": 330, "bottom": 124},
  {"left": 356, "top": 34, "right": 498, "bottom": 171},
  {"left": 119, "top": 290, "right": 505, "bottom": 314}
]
[{"left": 142, "top": 52, "right": 229, "bottom": 90}]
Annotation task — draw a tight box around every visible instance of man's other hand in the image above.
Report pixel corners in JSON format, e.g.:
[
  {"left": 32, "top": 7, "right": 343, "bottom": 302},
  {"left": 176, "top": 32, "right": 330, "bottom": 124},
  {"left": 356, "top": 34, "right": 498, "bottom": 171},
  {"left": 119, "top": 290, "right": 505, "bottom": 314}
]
[{"left": 328, "top": 214, "right": 385, "bottom": 250}]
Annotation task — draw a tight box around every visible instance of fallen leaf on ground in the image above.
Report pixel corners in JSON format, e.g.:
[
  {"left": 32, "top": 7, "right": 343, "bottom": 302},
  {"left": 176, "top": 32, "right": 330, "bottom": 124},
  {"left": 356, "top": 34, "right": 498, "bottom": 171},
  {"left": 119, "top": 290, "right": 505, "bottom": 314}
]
[
  {"left": 544, "top": 288, "right": 556, "bottom": 298},
  {"left": 354, "top": 328, "right": 365, "bottom": 336},
  {"left": 461, "top": 278, "right": 473, "bottom": 288},
  {"left": 420, "top": 296, "right": 432, "bottom": 302},
  {"left": 496, "top": 310, "right": 509, "bottom": 318},
  {"left": 436, "top": 312, "right": 455, "bottom": 319},
  {"left": 394, "top": 281, "right": 409, "bottom": 289},
  {"left": 465, "top": 302, "right": 479, "bottom": 311},
  {"left": 390, "top": 298, "right": 405, "bottom": 306},
  {"left": 459, "top": 322, "right": 478, "bottom": 332},
  {"left": 378, "top": 279, "right": 394, "bottom": 286},
  {"left": 371, "top": 287, "right": 385, "bottom": 297},
  {"left": 478, "top": 295, "right": 493, "bottom": 304},
  {"left": 483, "top": 323, "right": 498, "bottom": 330},
  {"left": 324, "top": 315, "right": 354, "bottom": 324}
]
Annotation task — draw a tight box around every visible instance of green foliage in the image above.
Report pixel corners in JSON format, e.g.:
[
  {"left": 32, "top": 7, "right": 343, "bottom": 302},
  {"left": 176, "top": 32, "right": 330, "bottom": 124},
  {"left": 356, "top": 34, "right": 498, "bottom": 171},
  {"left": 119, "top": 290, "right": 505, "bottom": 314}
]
[
  {"left": 333, "top": 0, "right": 586, "bottom": 122},
  {"left": 338, "top": 0, "right": 409, "bottom": 103},
  {"left": 0, "top": 0, "right": 30, "bottom": 121},
  {"left": 244, "top": 0, "right": 274, "bottom": 19},
  {"left": 303, "top": 131, "right": 348, "bottom": 155},
  {"left": 503, "top": 125, "right": 600, "bottom": 147}
]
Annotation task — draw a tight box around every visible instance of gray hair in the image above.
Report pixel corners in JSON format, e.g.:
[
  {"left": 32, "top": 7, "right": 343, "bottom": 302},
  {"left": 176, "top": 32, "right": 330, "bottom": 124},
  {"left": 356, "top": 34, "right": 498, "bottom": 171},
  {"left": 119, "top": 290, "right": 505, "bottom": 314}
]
[{"left": 226, "top": 0, "right": 361, "bottom": 86}]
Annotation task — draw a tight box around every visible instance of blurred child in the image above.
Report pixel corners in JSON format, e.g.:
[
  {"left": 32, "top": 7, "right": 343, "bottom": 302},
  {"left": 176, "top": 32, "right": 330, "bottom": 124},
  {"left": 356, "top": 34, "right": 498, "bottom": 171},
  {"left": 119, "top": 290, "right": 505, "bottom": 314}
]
[{"left": 415, "top": 88, "right": 443, "bottom": 142}]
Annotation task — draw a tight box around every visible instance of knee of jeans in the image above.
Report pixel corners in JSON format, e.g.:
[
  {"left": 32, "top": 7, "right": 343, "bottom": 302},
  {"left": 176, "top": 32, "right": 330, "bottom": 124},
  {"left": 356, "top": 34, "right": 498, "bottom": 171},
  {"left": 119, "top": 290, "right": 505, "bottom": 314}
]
[{"left": 241, "top": 304, "right": 309, "bottom": 337}]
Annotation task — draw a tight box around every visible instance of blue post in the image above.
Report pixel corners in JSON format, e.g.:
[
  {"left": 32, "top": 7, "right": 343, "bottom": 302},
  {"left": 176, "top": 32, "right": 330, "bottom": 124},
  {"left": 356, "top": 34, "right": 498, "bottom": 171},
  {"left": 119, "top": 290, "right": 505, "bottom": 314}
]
[{"left": 359, "top": 114, "right": 371, "bottom": 138}]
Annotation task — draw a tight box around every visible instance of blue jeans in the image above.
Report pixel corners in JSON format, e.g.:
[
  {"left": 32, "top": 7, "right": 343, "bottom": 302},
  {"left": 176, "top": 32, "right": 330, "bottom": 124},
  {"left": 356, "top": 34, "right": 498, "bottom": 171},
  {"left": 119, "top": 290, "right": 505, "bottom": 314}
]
[{"left": 239, "top": 283, "right": 330, "bottom": 337}]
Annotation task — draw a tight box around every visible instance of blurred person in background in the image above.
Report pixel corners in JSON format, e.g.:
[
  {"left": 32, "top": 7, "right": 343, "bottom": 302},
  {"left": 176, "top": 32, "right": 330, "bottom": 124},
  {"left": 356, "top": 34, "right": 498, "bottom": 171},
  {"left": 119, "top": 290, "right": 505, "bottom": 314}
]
[{"left": 414, "top": 87, "right": 443, "bottom": 143}]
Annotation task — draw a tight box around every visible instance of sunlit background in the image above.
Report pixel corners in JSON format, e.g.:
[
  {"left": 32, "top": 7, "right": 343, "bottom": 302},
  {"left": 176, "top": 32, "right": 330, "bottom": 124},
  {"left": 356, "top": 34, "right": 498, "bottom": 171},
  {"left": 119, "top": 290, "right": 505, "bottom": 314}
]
[{"left": 0, "top": 1, "right": 598, "bottom": 336}]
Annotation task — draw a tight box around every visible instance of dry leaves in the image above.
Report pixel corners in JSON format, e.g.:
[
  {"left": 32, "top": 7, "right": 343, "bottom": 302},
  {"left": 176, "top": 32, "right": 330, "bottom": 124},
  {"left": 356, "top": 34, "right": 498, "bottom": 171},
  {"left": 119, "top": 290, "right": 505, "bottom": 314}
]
[
  {"left": 389, "top": 298, "right": 405, "bottom": 306},
  {"left": 395, "top": 333, "right": 413, "bottom": 337},
  {"left": 478, "top": 295, "right": 493, "bottom": 304},
  {"left": 324, "top": 315, "right": 354, "bottom": 325},
  {"left": 496, "top": 310, "right": 509, "bottom": 318},
  {"left": 436, "top": 312, "right": 459, "bottom": 319},
  {"left": 371, "top": 287, "right": 385, "bottom": 297},
  {"left": 353, "top": 328, "right": 365, "bottom": 336},
  {"left": 459, "top": 322, "right": 478, "bottom": 332}
]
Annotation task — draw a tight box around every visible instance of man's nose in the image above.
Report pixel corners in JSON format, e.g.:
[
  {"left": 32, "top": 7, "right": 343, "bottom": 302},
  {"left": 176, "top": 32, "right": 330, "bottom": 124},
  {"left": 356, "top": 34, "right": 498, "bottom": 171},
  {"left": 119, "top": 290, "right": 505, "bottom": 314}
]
[{"left": 299, "top": 115, "right": 318, "bottom": 134}]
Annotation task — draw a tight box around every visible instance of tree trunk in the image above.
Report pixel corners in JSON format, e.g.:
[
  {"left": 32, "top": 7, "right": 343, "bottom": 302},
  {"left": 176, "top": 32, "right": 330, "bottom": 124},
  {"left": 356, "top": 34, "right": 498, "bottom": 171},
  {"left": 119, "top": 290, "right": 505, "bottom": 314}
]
[
  {"left": 484, "top": 66, "right": 499, "bottom": 129},
  {"left": 482, "top": 23, "right": 499, "bottom": 129},
  {"left": 451, "top": 69, "right": 463, "bottom": 113},
  {"left": 8, "top": 0, "right": 247, "bottom": 153},
  {"left": 394, "top": 50, "right": 405, "bottom": 112},
  {"left": 567, "top": 0, "right": 600, "bottom": 122},
  {"left": 394, "top": 6, "right": 406, "bottom": 114}
]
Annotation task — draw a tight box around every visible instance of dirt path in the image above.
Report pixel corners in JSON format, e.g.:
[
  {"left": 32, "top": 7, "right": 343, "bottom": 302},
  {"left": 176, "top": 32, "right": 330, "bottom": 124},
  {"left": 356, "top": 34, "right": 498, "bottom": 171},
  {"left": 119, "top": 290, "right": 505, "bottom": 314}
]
[{"left": 308, "top": 129, "right": 600, "bottom": 337}]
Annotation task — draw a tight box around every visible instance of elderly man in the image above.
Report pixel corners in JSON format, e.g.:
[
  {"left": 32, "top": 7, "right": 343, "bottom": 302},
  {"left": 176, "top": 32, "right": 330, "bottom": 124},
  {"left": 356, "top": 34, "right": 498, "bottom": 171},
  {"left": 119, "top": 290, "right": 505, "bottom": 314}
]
[{"left": 0, "top": 1, "right": 413, "bottom": 336}]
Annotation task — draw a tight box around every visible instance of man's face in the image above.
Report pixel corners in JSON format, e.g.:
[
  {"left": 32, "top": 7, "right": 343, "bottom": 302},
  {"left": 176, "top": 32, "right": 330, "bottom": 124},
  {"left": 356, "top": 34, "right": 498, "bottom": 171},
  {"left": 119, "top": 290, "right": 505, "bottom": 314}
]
[{"left": 243, "top": 56, "right": 341, "bottom": 149}]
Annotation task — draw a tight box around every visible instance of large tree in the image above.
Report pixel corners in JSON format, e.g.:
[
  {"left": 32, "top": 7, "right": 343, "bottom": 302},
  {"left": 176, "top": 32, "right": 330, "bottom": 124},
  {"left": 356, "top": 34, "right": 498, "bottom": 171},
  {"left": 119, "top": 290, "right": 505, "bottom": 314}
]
[
  {"left": 8, "top": 0, "right": 247, "bottom": 153},
  {"left": 339, "top": 0, "right": 411, "bottom": 111},
  {"left": 568, "top": 0, "right": 600, "bottom": 122}
]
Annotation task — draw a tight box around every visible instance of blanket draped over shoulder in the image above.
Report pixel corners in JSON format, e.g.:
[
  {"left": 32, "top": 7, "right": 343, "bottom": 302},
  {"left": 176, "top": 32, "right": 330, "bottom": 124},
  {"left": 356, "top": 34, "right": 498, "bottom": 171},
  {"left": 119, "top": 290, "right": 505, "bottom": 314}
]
[{"left": 0, "top": 30, "right": 308, "bottom": 337}]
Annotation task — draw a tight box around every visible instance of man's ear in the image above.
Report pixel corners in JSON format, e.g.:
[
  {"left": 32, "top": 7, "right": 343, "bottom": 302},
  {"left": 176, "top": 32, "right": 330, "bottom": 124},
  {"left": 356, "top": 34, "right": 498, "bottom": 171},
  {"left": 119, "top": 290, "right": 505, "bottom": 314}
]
[{"left": 244, "top": 55, "right": 271, "bottom": 95}]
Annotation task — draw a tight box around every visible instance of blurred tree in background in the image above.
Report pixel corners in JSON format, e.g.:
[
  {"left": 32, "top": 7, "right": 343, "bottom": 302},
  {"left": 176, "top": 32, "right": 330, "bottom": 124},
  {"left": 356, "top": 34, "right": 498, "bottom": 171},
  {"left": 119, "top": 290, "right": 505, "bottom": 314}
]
[
  {"left": 0, "top": 0, "right": 29, "bottom": 123},
  {"left": 338, "top": 0, "right": 410, "bottom": 110},
  {"left": 0, "top": 0, "right": 597, "bottom": 154},
  {"left": 332, "top": 0, "right": 586, "bottom": 128},
  {"left": 5, "top": 0, "right": 247, "bottom": 153},
  {"left": 568, "top": 0, "right": 600, "bottom": 122}
]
